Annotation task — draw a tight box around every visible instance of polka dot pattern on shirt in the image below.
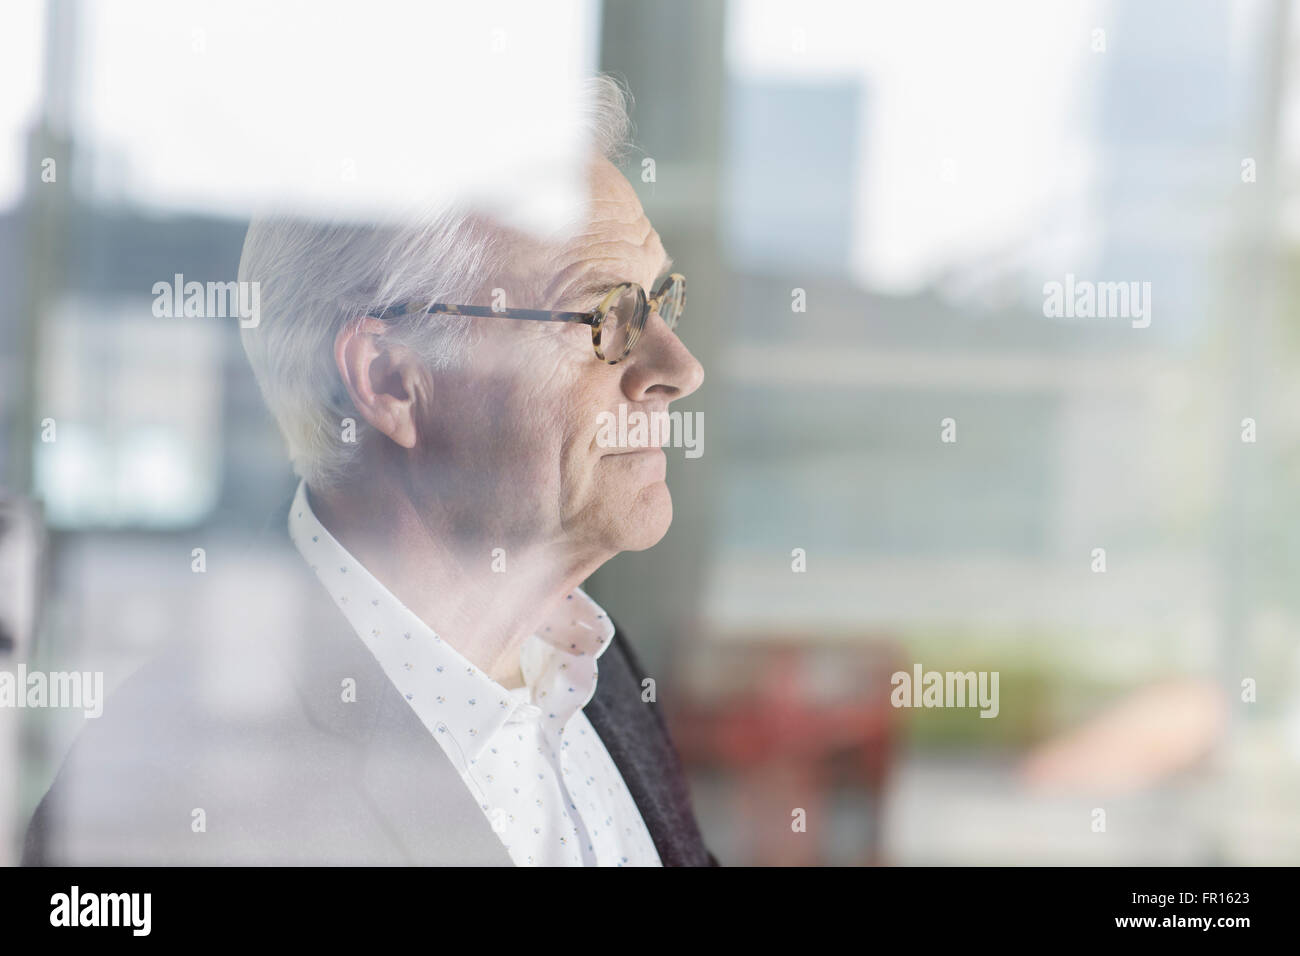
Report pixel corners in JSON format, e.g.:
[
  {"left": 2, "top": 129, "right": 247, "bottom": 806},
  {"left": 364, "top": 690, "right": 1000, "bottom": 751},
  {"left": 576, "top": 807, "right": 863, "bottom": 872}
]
[{"left": 287, "top": 480, "right": 661, "bottom": 867}]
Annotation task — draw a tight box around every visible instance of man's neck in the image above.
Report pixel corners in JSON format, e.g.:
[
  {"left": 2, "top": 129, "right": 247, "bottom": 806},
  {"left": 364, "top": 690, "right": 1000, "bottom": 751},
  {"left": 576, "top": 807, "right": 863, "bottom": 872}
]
[{"left": 308, "top": 480, "right": 605, "bottom": 690}]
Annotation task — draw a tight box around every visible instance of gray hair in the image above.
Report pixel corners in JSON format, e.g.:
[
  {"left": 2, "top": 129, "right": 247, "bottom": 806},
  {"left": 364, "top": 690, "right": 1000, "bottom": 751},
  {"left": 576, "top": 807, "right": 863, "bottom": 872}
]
[{"left": 238, "top": 74, "right": 633, "bottom": 490}]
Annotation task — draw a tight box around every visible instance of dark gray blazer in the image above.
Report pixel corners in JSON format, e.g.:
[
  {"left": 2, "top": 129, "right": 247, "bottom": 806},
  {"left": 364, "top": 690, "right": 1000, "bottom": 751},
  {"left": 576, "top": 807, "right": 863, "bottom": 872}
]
[{"left": 22, "top": 521, "right": 717, "bottom": 867}]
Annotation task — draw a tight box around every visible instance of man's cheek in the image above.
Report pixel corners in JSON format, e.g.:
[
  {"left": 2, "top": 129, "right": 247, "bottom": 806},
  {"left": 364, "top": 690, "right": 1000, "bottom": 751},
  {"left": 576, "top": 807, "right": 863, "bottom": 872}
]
[{"left": 554, "top": 431, "right": 599, "bottom": 508}]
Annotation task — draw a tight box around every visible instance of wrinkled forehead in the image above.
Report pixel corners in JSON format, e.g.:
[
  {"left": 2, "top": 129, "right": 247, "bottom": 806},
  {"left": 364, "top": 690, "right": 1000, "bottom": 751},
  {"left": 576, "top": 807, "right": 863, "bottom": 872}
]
[
  {"left": 549, "top": 156, "right": 658, "bottom": 247},
  {"left": 555, "top": 158, "right": 667, "bottom": 272},
  {"left": 478, "top": 156, "right": 669, "bottom": 301},
  {"left": 580, "top": 154, "right": 646, "bottom": 220}
]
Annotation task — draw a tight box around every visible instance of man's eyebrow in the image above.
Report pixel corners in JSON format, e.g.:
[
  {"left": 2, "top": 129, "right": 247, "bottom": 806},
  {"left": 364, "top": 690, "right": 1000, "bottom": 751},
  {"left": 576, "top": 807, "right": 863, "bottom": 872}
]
[
  {"left": 566, "top": 272, "right": 628, "bottom": 302},
  {"left": 561, "top": 256, "right": 674, "bottom": 305}
]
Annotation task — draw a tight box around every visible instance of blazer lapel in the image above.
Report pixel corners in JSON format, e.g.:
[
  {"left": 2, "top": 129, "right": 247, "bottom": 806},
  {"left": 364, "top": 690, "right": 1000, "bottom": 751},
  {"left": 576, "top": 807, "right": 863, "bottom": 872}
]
[{"left": 584, "top": 625, "right": 716, "bottom": 866}]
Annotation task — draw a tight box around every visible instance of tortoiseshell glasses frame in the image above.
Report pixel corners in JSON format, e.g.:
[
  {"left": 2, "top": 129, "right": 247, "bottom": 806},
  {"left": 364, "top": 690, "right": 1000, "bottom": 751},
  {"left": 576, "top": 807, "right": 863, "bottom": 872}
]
[{"left": 370, "top": 273, "right": 686, "bottom": 365}]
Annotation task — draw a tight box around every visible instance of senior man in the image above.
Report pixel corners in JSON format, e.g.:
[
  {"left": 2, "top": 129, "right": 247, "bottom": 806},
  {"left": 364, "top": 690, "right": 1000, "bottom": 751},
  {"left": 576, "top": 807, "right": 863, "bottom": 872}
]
[{"left": 24, "top": 77, "right": 715, "bottom": 866}]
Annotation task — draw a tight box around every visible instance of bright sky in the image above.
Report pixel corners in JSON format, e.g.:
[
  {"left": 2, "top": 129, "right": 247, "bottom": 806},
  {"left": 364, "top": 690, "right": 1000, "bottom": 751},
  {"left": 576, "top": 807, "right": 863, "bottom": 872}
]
[
  {"left": 0, "top": 0, "right": 601, "bottom": 234},
  {"left": 727, "top": 0, "right": 1099, "bottom": 292},
  {"left": 0, "top": 1, "right": 45, "bottom": 210},
  {"left": 0, "top": 0, "right": 1279, "bottom": 280}
]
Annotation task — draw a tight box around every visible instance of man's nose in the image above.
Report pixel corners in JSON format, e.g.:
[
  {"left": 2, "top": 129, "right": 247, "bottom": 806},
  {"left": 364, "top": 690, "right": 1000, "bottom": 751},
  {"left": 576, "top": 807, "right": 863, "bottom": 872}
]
[{"left": 619, "top": 310, "right": 704, "bottom": 403}]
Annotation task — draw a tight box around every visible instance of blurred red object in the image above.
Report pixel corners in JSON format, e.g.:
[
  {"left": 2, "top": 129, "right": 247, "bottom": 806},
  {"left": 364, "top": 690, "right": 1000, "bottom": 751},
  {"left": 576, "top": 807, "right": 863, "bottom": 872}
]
[{"left": 670, "top": 639, "right": 906, "bottom": 865}]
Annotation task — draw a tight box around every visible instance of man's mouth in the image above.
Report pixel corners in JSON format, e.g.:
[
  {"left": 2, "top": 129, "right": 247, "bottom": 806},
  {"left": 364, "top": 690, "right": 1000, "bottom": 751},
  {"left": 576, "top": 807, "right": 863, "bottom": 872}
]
[{"left": 603, "top": 446, "right": 665, "bottom": 457}]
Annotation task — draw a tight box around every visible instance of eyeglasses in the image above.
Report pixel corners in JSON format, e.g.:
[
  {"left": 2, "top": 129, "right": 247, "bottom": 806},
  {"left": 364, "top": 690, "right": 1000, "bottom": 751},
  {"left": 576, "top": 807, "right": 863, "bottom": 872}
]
[{"left": 371, "top": 273, "right": 686, "bottom": 365}]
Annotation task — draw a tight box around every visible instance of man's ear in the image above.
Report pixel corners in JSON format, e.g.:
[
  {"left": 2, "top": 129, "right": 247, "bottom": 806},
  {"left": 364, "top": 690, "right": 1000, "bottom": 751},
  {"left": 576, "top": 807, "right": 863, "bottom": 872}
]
[{"left": 333, "top": 316, "right": 424, "bottom": 449}]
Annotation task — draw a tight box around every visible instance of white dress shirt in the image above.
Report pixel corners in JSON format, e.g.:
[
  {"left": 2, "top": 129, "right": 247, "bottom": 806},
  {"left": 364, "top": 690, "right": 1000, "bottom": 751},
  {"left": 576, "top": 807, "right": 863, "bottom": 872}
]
[{"left": 287, "top": 481, "right": 662, "bottom": 867}]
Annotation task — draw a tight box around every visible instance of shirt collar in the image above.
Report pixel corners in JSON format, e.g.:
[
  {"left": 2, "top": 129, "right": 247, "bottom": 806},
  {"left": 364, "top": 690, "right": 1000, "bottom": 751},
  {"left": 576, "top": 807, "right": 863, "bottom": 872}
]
[{"left": 286, "top": 480, "right": 615, "bottom": 761}]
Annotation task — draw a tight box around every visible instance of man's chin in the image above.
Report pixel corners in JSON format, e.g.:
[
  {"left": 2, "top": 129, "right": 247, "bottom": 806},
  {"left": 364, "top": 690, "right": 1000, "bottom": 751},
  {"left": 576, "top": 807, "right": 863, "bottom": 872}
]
[{"left": 615, "top": 481, "right": 674, "bottom": 552}]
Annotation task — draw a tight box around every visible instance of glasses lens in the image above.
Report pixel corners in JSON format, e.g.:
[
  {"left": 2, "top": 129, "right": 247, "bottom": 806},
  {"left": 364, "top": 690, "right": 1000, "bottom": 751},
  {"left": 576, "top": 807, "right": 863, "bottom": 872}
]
[
  {"left": 596, "top": 285, "right": 646, "bottom": 363},
  {"left": 654, "top": 275, "right": 685, "bottom": 330}
]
